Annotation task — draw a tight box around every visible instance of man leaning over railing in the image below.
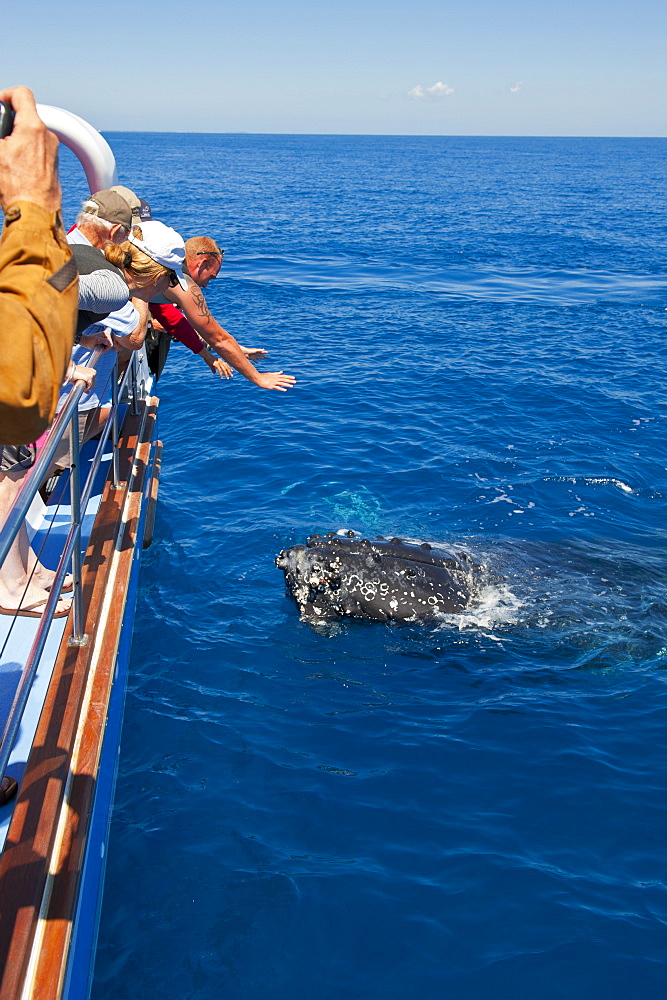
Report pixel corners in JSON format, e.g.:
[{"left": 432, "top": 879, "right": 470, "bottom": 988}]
[{"left": 0, "top": 86, "right": 78, "bottom": 446}]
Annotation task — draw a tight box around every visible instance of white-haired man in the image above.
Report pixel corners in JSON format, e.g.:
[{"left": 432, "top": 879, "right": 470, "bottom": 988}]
[{"left": 69, "top": 188, "right": 132, "bottom": 247}]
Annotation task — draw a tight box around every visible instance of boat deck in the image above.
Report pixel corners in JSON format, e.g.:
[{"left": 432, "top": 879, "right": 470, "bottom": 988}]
[{"left": 0, "top": 397, "right": 160, "bottom": 1000}]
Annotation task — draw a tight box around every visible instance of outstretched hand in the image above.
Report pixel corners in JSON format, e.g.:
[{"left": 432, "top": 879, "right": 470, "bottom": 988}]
[
  {"left": 256, "top": 372, "right": 296, "bottom": 392},
  {"left": 241, "top": 345, "right": 269, "bottom": 359},
  {"left": 211, "top": 356, "right": 233, "bottom": 379}
]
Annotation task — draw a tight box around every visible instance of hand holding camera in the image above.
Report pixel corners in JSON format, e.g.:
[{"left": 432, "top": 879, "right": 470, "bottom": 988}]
[{"left": 0, "top": 86, "right": 62, "bottom": 214}]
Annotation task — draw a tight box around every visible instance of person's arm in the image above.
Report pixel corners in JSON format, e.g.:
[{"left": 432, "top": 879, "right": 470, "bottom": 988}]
[
  {"left": 0, "top": 86, "right": 78, "bottom": 444},
  {"left": 77, "top": 269, "right": 128, "bottom": 314},
  {"left": 79, "top": 327, "right": 113, "bottom": 352},
  {"left": 110, "top": 299, "right": 150, "bottom": 352},
  {"left": 166, "top": 282, "right": 295, "bottom": 391},
  {"left": 149, "top": 301, "right": 232, "bottom": 379}
]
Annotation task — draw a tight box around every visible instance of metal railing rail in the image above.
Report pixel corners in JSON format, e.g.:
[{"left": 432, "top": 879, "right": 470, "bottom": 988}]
[{"left": 0, "top": 350, "right": 141, "bottom": 788}]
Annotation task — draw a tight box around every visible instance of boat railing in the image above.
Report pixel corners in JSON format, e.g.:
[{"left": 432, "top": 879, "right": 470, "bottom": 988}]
[{"left": 0, "top": 348, "right": 143, "bottom": 789}]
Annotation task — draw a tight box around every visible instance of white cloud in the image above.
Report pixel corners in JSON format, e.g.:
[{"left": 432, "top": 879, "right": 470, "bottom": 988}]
[
  {"left": 509, "top": 81, "right": 524, "bottom": 93},
  {"left": 408, "top": 81, "right": 454, "bottom": 100},
  {"left": 428, "top": 82, "right": 454, "bottom": 97}
]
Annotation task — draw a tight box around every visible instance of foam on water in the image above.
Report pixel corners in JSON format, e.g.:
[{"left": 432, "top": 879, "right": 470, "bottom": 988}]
[{"left": 440, "top": 577, "right": 524, "bottom": 634}]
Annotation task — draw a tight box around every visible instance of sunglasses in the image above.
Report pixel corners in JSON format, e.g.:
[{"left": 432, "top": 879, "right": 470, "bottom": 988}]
[
  {"left": 166, "top": 269, "right": 179, "bottom": 287},
  {"left": 195, "top": 250, "right": 225, "bottom": 260}
]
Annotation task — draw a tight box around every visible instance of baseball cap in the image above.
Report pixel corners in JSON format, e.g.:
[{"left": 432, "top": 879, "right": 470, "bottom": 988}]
[
  {"left": 81, "top": 189, "right": 132, "bottom": 229},
  {"left": 109, "top": 184, "right": 141, "bottom": 216},
  {"left": 138, "top": 198, "right": 152, "bottom": 221},
  {"left": 127, "top": 221, "right": 188, "bottom": 290},
  {"left": 110, "top": 185, "right": 153, "bottom": 225}
]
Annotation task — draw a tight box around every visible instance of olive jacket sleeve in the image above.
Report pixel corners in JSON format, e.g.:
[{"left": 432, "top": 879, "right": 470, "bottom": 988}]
[{"left": 0, "top": 201, "right": 78, "bottom": 445}]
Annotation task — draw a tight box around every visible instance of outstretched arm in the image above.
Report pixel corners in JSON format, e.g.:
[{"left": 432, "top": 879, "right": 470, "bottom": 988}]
[
  {"left": 167, "top": 282, "right": 295, "bottom": 391},
  {"left": 149, "top": 301, "right": 232, "bottom": 379}
]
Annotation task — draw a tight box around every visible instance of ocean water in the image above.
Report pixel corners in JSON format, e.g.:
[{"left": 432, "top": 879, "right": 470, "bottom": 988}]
[{"left": 61, "top": 135, "right": 667, "bottom": 998}]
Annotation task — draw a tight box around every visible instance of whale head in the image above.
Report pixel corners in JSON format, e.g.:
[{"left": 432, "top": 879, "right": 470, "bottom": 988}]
[{"left": 276, "top": 531, "right": 479, "bottom": 622}]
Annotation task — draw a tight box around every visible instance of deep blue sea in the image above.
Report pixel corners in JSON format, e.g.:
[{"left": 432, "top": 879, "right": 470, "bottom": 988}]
[{"left": 61, "top": 134, "right": 667, "bottom": 999}]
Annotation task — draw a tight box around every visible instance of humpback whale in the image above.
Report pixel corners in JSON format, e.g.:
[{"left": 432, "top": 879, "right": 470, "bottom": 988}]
[{"left": 276, "top": 531, "right": 478, "bottom": 622}]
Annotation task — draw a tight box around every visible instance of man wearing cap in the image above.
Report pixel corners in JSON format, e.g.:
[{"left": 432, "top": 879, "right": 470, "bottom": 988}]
[
  {"left": 68, "top": 188, "right": 132, "bottom": 247},
  {"left": 142, "top": 228, "right": 295, "bottom": 392},
  {"left": 66, "top": 189, "right": 149, "bottom": 355}
]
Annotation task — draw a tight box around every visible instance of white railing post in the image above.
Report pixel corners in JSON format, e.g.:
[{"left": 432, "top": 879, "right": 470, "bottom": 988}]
[
  {"left": 67, "top": 409, "right": 88, "bottom": 647},
  {"left": 111, "top": 355, "right": 122, "bottom": 489}
]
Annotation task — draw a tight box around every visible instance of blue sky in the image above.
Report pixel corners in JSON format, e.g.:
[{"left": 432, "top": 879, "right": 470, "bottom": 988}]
[{"left": 5, "top": 0, "right": 666, "bottom": 135}]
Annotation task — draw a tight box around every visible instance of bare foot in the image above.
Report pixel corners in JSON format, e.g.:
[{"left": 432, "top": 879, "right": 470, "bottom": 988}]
[{"left": 30, "top": 562, "right": 72, "bottom": 592}]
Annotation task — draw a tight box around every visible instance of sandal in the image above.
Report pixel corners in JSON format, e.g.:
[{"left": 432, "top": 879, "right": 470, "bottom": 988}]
[{"left": 0, "top": 598, "right": 71, "bottom": 619}]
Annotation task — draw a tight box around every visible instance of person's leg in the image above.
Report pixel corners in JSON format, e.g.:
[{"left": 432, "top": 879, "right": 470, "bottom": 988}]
[
  {"left": 0, "top": 450, "right": 70, "bottom": 615},
  {"left": 29, "top": 406, "right": 108, "bottom": 593},
  {"left": 81, "top": 405, "right": 109, "bottom": 444},
  {"left": 17, "top": 509, "right": 73, "bottom": 595}
]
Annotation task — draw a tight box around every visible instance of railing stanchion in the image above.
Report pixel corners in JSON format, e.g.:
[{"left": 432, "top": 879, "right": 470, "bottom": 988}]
[
  {"left": 131, "top": 352, "right": 139, "bottom": 415},
  {"left": 111, "top": 355, "right": 122, "bottom": 489},
  {"left": 68, "top": 409, "right": 88, "bottom": 647}
]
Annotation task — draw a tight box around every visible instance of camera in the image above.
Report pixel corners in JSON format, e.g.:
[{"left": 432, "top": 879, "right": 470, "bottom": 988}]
[{"left": 0, "top": 101, "right": 15, "bottom": 139}]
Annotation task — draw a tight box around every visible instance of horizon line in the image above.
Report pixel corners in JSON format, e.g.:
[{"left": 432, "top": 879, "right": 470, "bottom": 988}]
[{"left": 99, "top": 130, "right": 667, "bottom": 140}]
